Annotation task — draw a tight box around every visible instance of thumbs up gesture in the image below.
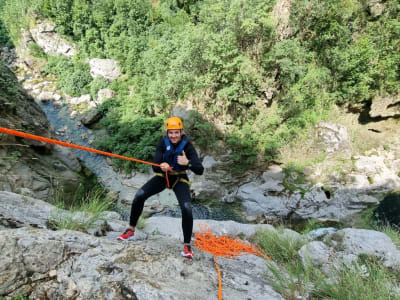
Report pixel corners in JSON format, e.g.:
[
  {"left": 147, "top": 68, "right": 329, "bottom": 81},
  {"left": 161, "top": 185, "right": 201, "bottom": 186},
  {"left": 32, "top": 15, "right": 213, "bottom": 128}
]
[{"left": 177, "top": 150, "right": 189, "bottom": 166}]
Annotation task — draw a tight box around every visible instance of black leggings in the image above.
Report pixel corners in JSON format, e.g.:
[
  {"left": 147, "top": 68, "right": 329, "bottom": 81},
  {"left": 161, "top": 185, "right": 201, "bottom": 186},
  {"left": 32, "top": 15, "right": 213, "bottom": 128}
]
[{"left": 130, "top": 175, "right": 193, "bottom": 243}]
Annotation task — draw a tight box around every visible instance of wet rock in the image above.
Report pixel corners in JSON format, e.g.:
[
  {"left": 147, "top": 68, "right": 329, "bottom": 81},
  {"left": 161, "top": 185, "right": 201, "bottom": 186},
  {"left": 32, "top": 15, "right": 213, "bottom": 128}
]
[{"left": 80, "top": 108, "right": 102, "bottom": 126}]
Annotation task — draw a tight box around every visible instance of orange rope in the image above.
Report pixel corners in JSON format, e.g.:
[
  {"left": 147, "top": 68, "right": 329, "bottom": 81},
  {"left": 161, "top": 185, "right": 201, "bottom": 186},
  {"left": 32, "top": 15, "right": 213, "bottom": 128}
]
[
  {"left": 194, "top": 224, "right": 271, "bottom": 300},
  {"left": 0, "top": 127, "right": 172, "bottom": 185},
  {"left": 214, "top": 256, "right": 222, "bottom": 300}
]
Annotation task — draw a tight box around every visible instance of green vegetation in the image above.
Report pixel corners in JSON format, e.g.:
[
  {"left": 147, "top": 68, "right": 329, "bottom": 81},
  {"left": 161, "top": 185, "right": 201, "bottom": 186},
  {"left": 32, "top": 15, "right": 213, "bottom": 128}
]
[
  {"left": 44, "top": 55, "right": 92, "bottom": 96},
  {"left": 49, "top": 187, "right": 111, "bottom": 232},
  {"left": 0, "top": 62, "right": 20, "bottom": 97},
  {"left": 253, "top": 227, "right": 307, "bottom": 263},
  {"left": 254, "top": 228, "right": 400, "bottom": 299},
  {"left": 28, "top": 42, "right": 47, "bottom": 58},
  {"left": 96, "top": 114, "right": 164, "bottom": 172},
  {"left": 136, "top": 216, "right": 146, "bottom": 230},
  {"left": 0, "top": 18, "right": 12, "bottom": 46},
  {"left": 0, "top": 0, "right": 399, "bottom": 170}
]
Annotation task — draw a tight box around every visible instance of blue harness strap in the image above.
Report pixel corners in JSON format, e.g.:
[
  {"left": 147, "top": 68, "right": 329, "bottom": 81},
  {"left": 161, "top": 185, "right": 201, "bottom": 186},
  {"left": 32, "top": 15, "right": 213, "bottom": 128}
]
[{"left": 163, "top": 136, "right": 188, "bottom": 171}]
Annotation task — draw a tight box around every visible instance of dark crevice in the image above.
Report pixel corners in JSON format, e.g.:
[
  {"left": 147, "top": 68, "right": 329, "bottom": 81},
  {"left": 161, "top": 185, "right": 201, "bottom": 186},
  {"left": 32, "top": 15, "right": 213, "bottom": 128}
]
[
  {"left": 387, "top": 101, "right": 400, "bottom": 109},
  {"left": 354, "top": 99, "right": 400, "bottom": 124},
  {"left": 368, "top": 128, "right": 381, "bottom": 133},
  {"left": 324, "top": 190, "right": 331, "bottom": 199}
]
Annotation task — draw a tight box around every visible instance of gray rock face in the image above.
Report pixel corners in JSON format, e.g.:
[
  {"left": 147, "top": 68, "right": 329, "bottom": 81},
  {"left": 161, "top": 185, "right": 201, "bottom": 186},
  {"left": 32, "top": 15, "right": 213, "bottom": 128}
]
[
  {"left": 299, "top": 241, "right": 332, "bottom": 266},
  {"left": 352, "top": 154, "right": 400, "bottom": 193},
  {"left": 370, "top": 94, "right": 400, "bottom": 118},
  {"left": 0, "top": 191, "right": 55, "bottom": 228},
  {"left": 272, "top": 0, "right": 293, "bottom": 40},
  {"left": 190, "top": 155, "right": 231, "bottom": 200},
  {"left": 367, "top": 0, "right": 384, "bottom": 18},
  {"left": 143, "top": 216, "right": 278, "bottom": 242},
  {"left": 236, "top": 164, "right": 380, "bottom": 221},
  {"left": 0, "top": 191, "right": 127, "bottom": 236},
  {"left": 96, "top": 88, "right": 115, "bottom": 105},
  {"left": 336, "top": 228, "right": 400, "bottom": 268},
  {"left": 316, "top": 122, "right": 350, "bottom": 154},
  {"left": 299, "top": 228, "right": 400, "bottom": 272},
  {"left": 0, "top": 65, "right": 81, "bottom": 202},
  {"left": 0, "top": 227, "right": 283, "bottom": 300},
  {"left": 79, "top": 108, "right": 102, "bottom": 127},
  {"left": 89, "top": 58, "right": 122, "bottom": 81},
  {"left": 29, "top": 20, "right": 76, "bottom": 57}
]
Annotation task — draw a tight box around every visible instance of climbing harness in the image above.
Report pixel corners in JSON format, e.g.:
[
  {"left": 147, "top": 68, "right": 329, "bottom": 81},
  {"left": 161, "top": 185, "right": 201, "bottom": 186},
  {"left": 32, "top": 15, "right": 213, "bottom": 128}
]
[
  {"left": 155, "top": 171, "right": 191, "bottom": 189},
  {"left": 0, "top": 126, "right": 272, "bottom": 299},
  {"left": 0, "top": 127, "right": 177, "bottom": 186},
  {"left": 194, "top": 224, "right": 272, "bottom": 300}
]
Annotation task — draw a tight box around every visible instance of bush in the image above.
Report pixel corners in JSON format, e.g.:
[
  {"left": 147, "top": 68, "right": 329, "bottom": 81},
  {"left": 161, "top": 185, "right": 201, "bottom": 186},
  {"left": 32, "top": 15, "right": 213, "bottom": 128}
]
[
  {"left": 90, "top": 76, "right": 109, "bottom": 100},
  {"left": 226, "top": 127, "right": 258, "bottom": 173},
  {"left": 0, "top": 19, "right": 12, "bottom": 46},
  {"left": 44, "top": 56, "right": 92, "bottom": 96},
  {"left": 184, "top": 111, "right": 221, "bottom": 151},
  {"left": 253, "top": 227, "right": 306, "bottom": 263},
  {"left": 28, "top": 42, "right": 47, "bottom": 58},
  {"left": 96, "top": 115, "right": 164, "bottom": 172}
]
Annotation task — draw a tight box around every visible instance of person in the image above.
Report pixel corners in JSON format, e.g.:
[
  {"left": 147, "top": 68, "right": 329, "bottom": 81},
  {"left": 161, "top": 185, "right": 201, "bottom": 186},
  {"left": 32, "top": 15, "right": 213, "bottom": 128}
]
[{"left": 117, "top": 116, "right": 204, "bottom": 259}]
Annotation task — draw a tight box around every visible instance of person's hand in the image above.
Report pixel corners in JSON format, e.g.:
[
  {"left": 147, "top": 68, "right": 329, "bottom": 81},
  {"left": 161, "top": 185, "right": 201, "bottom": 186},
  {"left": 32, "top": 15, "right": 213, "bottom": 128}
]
[
  {"left": 160, "top": 162, "right": 170, "bottom": 172},
  {"left": 177, "top": 150, "right": 189, "bottom": 166}
]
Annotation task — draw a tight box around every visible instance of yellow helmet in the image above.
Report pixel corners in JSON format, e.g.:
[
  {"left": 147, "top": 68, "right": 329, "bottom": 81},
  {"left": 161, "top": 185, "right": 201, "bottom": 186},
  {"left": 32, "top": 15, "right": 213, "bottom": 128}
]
[{"left": 165, "top": 117, "right": 183, "bottom": 130}]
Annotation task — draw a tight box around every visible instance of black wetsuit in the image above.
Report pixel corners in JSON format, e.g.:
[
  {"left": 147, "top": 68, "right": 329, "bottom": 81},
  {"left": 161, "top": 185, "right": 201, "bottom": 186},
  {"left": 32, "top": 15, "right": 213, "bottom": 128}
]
[{"left": 129, "top": 135, "right": 204, "bottom": 243}]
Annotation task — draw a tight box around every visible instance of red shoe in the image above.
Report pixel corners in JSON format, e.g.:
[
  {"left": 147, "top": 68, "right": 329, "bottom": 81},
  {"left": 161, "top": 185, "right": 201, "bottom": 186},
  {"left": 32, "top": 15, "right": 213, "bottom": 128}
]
[
  {"left": 117, "top": 228, "right": 135, "bottom": 241},
  {"left": 181, "top": 244, "right": 193, "bottom": 259}
]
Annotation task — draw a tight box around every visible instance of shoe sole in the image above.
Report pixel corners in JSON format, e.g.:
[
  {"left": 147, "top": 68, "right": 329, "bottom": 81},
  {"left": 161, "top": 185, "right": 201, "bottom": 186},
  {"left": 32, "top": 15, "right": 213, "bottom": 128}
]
[
  {"left": 181, "top": 251, "right": 193, "bottom": 259},
  {"left": 117, "top": 236, "right": 135, "bottom": 241}
]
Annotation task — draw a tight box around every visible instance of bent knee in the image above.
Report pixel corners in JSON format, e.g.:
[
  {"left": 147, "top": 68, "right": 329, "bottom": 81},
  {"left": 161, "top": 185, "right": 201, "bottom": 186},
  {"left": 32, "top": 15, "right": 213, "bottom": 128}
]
[
  {"left": 182, "top": 202, "right": 193, "bottom": 217},
  {"left": 133, "top": 189, "right": 146, "bottom": 202}
]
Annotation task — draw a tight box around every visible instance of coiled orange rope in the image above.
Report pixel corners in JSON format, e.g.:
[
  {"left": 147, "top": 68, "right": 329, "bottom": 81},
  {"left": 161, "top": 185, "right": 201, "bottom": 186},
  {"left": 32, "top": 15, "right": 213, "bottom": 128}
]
[
  {"left": 0, "top": 127, "right": 173, "bottom": 187},
  {"left": 194, "top": 224, "right": 272, "bottom": 300}
]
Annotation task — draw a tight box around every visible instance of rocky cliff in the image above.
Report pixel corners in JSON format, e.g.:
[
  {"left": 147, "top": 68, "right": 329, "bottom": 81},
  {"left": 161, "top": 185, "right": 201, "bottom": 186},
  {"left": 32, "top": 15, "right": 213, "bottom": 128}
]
[{"left": 0, "top": 63, "right": 82, "bottom": 201}]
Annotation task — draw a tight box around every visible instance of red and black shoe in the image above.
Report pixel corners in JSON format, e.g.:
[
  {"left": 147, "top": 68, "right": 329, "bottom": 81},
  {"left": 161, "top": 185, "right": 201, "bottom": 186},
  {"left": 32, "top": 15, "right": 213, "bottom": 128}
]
[
  {"left": 181, "top": 244, "right": 193, "bottom": 259},
  {"left": 117, "top": 228, "right": 135, "bottom": 241}
]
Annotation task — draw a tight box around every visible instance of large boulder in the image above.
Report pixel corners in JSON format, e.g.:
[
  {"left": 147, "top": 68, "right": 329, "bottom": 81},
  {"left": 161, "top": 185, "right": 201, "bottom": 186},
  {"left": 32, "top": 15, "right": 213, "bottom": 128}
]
[
  {"left": 88, "top": 58, "right": 122, "bottom": 81},
  {"left": 96, "top": 88, "right": 115, "bottom": 105},
  {"left": 299, "top": 228, "right": 400, "bottom": 270},
  {"left": 29, "top": 20, "right": 77, "bottom": 57},
  {"left": 315, "top": 122, "right": 350, "bottom": 154},
  {"left": 366, "top": 0, "right": 385, "bottom": 18},
  {"left": 370, "top": 94, "right": 400, "bottom": 118}
]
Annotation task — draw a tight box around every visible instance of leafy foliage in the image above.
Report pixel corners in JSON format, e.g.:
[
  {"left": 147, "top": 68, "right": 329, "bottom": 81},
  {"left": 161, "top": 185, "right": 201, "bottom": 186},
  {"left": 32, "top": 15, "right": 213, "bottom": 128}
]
[
  {"left": 1, "top": 0, "right": 399, "bottom": 168},
  {"left": 96, "top": 115, "right": 164, "bottom": 172},
  {"left": 44, "top": 56, "right": 92, "bottom": 96}
]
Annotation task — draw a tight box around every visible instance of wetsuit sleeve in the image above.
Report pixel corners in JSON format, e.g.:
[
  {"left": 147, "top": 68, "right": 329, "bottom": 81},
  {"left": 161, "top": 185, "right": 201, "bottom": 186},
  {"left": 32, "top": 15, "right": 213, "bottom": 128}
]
[
  {"left": 152, "top": 139, "right": 165, "bottom": 173},
  {"left": 183, "top": 142, "right": 204, "bottom": 175}
]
